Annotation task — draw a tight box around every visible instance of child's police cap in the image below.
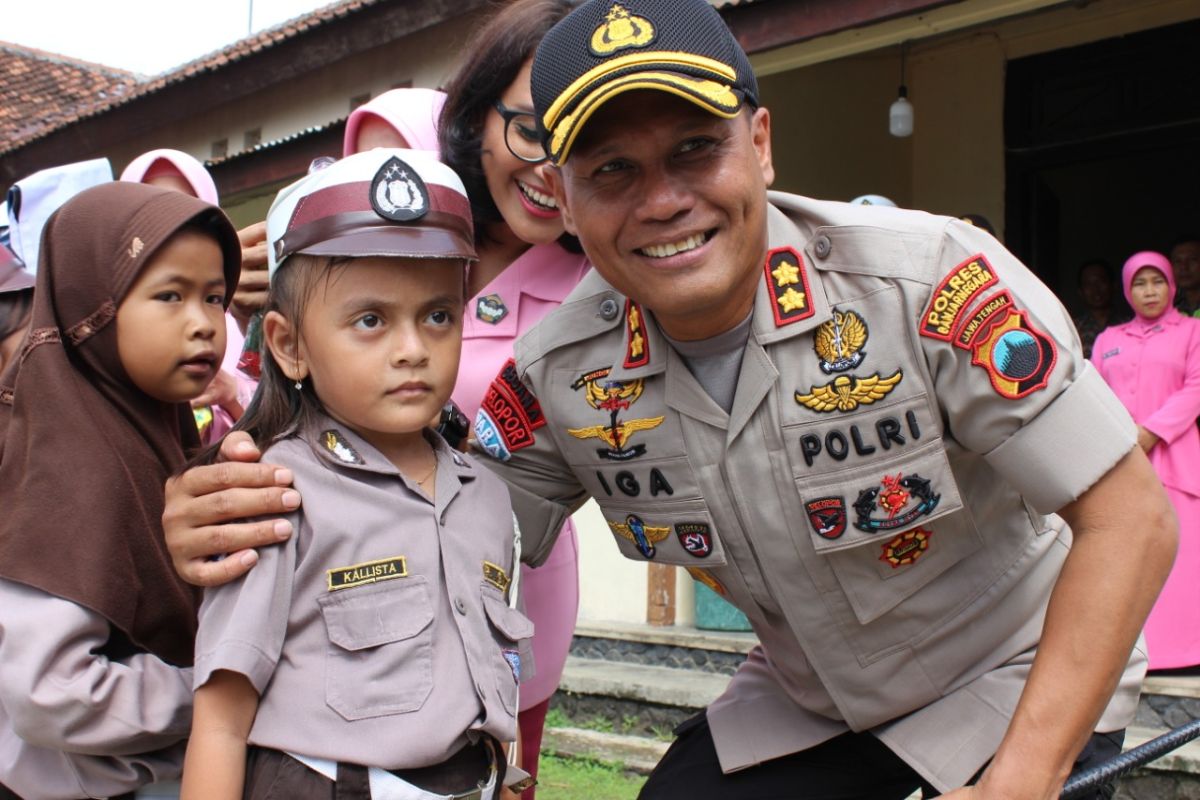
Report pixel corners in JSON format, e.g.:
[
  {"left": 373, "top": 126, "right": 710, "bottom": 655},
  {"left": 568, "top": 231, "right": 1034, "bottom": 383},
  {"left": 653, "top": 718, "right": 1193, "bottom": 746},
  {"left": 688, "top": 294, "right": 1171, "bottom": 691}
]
[
  {"left": 531, "top": 0, "right": 759, "bottom": 165},
  {"left": 267, "top": 148, "right": 476, "bottom": 278}
]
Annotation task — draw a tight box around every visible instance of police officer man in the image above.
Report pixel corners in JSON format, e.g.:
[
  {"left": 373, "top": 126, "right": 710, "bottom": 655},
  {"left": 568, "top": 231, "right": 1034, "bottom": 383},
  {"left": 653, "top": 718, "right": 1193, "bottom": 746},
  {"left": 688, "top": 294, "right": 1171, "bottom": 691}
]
[{"left": 163, "top": 1, "right": 1177, "bottom": 798}]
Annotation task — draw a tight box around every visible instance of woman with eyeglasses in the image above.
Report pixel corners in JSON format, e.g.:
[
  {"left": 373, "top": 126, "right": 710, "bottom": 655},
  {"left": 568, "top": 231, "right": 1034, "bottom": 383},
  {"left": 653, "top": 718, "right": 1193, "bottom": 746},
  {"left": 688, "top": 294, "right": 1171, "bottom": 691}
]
[{"left": 439, "top": 1, "right": 589, "bottom": 796}]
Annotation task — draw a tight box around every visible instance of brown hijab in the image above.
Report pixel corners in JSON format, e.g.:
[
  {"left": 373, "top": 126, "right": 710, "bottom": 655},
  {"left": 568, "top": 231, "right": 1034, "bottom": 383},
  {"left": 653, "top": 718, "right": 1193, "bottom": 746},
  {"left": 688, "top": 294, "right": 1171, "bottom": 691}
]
[{"left": 0, "top": 182, "right": 240, "bottom": 666}]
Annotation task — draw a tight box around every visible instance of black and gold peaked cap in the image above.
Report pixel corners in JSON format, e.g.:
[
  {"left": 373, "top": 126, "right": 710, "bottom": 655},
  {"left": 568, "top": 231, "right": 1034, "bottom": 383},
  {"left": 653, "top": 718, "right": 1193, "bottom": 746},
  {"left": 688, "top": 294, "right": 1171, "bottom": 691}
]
[{"left": 531, "top": 0, "right": 759, "bottom": 164}]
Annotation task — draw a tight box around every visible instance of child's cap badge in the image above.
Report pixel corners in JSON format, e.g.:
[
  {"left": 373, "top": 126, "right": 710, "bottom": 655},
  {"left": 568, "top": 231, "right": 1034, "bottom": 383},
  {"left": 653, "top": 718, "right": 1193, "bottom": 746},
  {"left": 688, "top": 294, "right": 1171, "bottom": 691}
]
[{"left": 370, "top": 156, "right": 429, "bottom": 223}]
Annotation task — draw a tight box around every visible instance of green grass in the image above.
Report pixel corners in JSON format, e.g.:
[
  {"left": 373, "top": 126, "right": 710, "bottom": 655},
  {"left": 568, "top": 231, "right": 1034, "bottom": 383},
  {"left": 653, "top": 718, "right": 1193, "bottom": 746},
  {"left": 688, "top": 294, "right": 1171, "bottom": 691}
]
[{"left": 534, "top": 754, "right": 646, "bottom": 800}]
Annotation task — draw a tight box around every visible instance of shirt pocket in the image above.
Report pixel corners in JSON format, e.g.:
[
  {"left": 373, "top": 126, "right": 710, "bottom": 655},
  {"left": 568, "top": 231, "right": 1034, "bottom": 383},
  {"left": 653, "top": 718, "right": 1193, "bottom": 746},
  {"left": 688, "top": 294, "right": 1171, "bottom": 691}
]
[
  {"left": 317, "top": 577, "right": 434, "bottom": 721},
  {"left": 590, "top": 497, "right": 729, "bottom": 566},
  {"left": 798, "top": 440, "right": 984, "bottom": 661},
  {"left": 480, "top": 591, "right": 535, "bottom": 715}
]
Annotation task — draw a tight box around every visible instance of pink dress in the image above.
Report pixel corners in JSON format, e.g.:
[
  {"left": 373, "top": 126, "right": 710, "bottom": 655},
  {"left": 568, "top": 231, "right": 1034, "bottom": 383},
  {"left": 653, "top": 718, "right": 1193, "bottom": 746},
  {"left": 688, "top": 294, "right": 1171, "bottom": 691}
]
[
  {"left": 1093, "top": 258, "right": 1200, "bottom": 668},
  {"left": 454, "top": 242, "right": 590, "bottom": 707}
]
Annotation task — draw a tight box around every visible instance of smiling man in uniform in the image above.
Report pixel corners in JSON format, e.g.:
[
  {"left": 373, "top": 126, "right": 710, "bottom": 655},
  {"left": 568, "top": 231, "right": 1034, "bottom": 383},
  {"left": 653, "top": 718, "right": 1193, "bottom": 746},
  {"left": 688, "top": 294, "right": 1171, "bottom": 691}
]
[{"left": 162, "top": 1, "right": 1177, "bottom": 798}]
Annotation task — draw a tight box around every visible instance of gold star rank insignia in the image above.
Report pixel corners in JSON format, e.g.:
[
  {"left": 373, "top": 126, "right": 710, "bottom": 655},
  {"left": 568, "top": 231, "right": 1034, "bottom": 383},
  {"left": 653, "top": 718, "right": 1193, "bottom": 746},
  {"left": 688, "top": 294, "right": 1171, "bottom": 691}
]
[
  {"left": 795, "top": 371, "right": 903, "bottom": 413},
  {"left": 771, "top": 259, "right": 800, "bottom": 286},
  {"left": 624, "top": 299, "right": 650, "bottom": 368},
  {"left": 764, "top": 247, "right": 814, "bottom": 326}
]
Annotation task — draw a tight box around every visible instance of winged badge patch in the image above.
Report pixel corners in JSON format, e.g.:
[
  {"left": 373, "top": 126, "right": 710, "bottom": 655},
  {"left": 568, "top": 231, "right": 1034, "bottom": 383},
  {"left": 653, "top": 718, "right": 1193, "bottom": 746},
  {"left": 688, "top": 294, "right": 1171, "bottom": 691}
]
[
  {"left": 795, "top": 371, "right": 903, "bottom": 413},
  {"left": 608, "top": 514, "right": 671, "bottom": 559}
]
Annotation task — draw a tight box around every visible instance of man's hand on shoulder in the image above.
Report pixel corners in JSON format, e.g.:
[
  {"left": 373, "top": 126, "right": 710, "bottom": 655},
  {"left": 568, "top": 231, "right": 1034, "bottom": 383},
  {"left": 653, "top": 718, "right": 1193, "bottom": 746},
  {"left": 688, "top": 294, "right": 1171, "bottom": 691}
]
[{"left": 163, "top": 431, "right": 301, "bottom": 587}]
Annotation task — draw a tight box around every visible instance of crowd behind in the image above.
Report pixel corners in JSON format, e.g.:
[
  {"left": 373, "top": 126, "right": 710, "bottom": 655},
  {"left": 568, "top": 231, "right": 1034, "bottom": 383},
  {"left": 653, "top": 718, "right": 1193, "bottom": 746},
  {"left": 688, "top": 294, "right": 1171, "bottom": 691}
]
[{"left": 0, "top": 0, "right": 1195, "bottom": 796}]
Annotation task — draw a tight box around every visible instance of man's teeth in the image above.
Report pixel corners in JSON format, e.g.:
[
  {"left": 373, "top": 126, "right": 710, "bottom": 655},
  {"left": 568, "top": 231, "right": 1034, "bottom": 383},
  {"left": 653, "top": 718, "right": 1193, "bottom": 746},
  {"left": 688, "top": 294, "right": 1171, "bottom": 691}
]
[
  {"left": 519, "top": 181, "right": 557, "bottom": 209},
  {"left": 640, "top": 233, "right": 708, "bottom": 259}
]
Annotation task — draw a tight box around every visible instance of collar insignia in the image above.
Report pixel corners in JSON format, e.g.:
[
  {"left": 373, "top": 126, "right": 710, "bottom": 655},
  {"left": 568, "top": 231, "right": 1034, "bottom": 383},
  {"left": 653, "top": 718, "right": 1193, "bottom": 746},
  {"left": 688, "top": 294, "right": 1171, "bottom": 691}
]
[
  {"left": 624, "top": 299, "right": 650, "bottom": 368},
  {"left": 323, "top": 429, "right": 365, "bottom": 465},
  {"left": 881, "top": 527, "right": 933, "bottom": 568},
  {"left": 568, "top": 366, "right": 664, "bottom": 460},
  {"left": 590, "top": 3, "right": 657, "bottom": 56},
  {"left": 970, "top": 308, "right": 1057, "bottom": 399},
  {"left": 795, "top": 370, "right": 902, "bottom": 413},
  {"left": 853, "top": 473, "right": 940, "bottom": 532},
  {"left": 476, "top": 293, "right": 509, "bottom": 325},
  {"left": 483, "top": 561, "right": 511, "bottom": 593},
  {"left": 765, "top": 247, "right": 814, "bottom": 326},
  {"left": 370, "top": 156, "right": 428, "bottom": 222},
  {"left": 609, "top": 513, "right": 670, "bottom": 559},
  {"left": 815, "top": 309, "right": 868, "bottom": 373}
]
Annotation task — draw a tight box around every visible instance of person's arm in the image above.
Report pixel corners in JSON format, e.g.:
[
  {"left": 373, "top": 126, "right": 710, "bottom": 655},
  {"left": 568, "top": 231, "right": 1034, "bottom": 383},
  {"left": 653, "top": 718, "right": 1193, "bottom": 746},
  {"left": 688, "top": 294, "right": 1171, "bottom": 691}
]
[
  {"left": 163, "top": 431, "right": 299, "bottom": 586},
  {"left": 945, "top": 446, "right": 1176, "bottom": 800},
  {"left": 180, "top": 670, "right": 259, "bottom": 800},
  {"left": 1141, "top": 324, "right": 1200, "bottom": 446},
  {"left": 0, "top": 580, "right": 193, "bottom": 755}
]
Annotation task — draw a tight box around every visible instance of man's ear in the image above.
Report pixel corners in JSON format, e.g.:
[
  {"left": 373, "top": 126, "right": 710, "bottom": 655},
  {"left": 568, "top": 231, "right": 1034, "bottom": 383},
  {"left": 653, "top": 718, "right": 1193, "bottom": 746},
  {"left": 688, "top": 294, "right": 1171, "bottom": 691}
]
[
  {"left": 542, "top": 165, "right": 577, "bottom": 235},
  {"left": 750, "top": 106, "right": 775, "bottom": 188},
  {"left": 263, "top": 310, "right": 307, "bottom": 381}
]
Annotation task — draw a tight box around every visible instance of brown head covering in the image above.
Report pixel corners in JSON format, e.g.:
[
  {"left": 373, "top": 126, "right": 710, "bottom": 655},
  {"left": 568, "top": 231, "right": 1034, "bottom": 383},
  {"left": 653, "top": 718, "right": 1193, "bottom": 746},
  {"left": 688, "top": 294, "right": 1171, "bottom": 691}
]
[{"left": 0, "top": 182, "right": 240, "bottom": 666}]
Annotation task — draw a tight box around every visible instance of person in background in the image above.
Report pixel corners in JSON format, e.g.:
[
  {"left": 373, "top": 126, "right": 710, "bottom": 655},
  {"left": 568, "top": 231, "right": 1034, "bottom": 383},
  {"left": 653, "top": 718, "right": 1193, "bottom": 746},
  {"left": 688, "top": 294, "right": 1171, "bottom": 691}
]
[
  {"left": 0, "top": 182, "right": 240, "bottom": 800},
  {"left": 1092, "top": 251, "right": 1200, "bottom": 671},
  {"left": 121, "top": 149, "right": 253, "bottom": 440},
  {"left": 1171, "top": 237, "right": 1200, "bottom": 316},
  {"left": 1072, "top": 258, "right": 1126, "bottom": 360},
  {"left": 5, "top": 158, "right": 113, "bottom": 275},
  {"left": 958, "top": 213, "right": 997, "bottom": 239},
  {"left": 0, "top": 247, "right": 33, "bottom": 378},
  {"left": 344, "top": 87, "right": 446, "bottom": 154}
]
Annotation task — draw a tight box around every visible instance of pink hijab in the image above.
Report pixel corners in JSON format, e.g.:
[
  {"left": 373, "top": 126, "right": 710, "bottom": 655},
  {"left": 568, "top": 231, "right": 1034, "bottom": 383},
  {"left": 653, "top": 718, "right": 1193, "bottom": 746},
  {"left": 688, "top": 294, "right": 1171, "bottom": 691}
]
[
  {"left": 1123, "top": 250, "right": 1177, "bottom": 326},
  {"left": 119, "top": 149, "right": 219, "bottom": 205},
  {"left": 343, "top": 88, "right": 446, "bottom": 155}
]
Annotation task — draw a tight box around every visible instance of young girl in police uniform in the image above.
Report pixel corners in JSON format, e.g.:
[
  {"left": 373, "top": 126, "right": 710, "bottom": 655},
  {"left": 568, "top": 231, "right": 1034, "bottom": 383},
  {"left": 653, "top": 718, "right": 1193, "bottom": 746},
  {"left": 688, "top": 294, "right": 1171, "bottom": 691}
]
[{"left": 181, "top": 149, "right": 533, "bottom": 799}]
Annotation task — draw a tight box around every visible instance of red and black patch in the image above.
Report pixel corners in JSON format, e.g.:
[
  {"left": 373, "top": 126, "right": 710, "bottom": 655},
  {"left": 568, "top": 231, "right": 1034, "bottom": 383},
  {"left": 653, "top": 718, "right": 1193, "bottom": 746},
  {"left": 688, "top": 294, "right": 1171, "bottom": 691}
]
[
  {"left": 953, "top": 290, "right": 1013, "bottom": 350},
  {"left": 765, "top": 246, "right": 814, "bottom": 327},
  {"left": 880, "top": 527, "right": 933, "bottom": 568},
  {"left": 920, "top": 254, "right": 998, "bottom": 342},
  {"left": 969, "top": 308, "right": 1057, "bottom": 399},
  {"left": 481, "top": 359, "right": 546, "bottom": 452},
  {"left": 623, "top": 300, "right": 650, "bottom": 369},
  {"left": 805, "top": 497, "right": 847, "bottom": 540},
  {"left": 675, "top": 522, "right": 713, "bottom": 558}
]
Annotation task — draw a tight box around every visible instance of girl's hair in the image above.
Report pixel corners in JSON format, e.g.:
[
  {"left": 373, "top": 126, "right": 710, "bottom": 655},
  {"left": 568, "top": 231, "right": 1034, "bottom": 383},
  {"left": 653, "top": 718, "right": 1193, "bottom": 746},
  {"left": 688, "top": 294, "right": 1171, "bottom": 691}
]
[
  {"left": 0, "top": 288, "right": 34, "bottom": 341},
  {"left": 439, "top": 0, "right": 583, "bottom": 252},
  {"left": 192, "top": 254, "right": 339, "bottom": 466}
]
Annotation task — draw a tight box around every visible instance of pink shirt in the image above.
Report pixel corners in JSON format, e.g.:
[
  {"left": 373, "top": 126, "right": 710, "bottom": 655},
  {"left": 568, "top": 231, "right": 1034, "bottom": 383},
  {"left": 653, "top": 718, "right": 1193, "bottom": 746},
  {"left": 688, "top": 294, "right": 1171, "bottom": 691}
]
[
  {"left": 1092, "top": 308, "right": 1200, "bottom": 497},
  {"left": 454, "top": 242, "right": 590, "bottom": 706}
]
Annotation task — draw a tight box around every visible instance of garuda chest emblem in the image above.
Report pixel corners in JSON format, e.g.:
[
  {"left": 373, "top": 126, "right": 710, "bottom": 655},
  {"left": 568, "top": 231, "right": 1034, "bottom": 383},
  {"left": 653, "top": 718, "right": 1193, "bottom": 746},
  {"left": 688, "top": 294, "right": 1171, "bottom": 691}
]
[{"left": 815, "top": 309, "right": 868, "bottom": 373}]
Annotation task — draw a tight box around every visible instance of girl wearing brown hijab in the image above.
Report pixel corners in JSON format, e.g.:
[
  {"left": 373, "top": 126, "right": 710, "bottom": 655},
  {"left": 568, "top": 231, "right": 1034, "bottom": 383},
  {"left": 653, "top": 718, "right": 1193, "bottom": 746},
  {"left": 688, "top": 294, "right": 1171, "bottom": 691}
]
[{"left": 0, "top": 182, "right": 240, "bottom": 800}]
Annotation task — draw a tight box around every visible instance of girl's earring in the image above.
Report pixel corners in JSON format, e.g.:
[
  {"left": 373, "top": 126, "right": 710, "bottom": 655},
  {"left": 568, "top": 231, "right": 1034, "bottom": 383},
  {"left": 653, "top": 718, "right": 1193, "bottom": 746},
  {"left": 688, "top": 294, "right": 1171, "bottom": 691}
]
[{"left": 294, "top": 379, "right": 303, "bottom": 391}]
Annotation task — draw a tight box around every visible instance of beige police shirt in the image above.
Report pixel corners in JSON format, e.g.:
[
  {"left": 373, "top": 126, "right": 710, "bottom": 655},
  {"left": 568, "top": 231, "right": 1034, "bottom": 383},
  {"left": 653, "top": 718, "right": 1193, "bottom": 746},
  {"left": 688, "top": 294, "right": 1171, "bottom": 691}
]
[
  {"left": 0, "top": 581, "right": 191, "bottom": 800},
  {"left": 194, "top": 419, "right": 533, "bottom": 769},
  {"left": 475, "top": 192, "right": 1146, "bottom": 792}
]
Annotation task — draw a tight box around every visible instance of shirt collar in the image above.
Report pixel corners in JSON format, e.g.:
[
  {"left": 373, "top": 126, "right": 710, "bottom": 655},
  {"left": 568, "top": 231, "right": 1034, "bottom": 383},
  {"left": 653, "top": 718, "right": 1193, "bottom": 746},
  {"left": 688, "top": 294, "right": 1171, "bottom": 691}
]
[{"left": 308, "top": 413, "right": 474, "bottom": 484}]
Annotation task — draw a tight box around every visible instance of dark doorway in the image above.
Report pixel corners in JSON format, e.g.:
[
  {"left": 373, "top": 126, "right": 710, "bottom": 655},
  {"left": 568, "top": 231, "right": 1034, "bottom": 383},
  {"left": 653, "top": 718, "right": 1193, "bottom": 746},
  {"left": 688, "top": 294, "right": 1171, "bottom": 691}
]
[{"left": 1005, "top": 17, "right": 1200, "bottom": 311}]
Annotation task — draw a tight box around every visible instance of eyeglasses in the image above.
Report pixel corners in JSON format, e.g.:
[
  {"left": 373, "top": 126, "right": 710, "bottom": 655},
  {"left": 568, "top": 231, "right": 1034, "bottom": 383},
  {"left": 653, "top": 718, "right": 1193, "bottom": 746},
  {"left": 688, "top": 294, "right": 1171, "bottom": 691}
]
[{"left": 493, "top": 101, "right": 548, "bottom": 164}]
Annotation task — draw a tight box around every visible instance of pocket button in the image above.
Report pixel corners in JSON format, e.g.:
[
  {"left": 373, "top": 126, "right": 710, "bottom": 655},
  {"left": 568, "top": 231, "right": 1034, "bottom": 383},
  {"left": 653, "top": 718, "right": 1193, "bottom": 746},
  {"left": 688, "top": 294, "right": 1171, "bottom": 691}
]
[{"left": 455, "top": 597, "right": 467, "bottom": 615}]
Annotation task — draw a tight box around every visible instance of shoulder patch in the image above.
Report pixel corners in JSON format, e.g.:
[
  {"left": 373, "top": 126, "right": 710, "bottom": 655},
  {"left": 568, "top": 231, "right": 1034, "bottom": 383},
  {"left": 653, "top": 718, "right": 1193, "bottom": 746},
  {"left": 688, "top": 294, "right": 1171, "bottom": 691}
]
[
  {"left": 480, "top": 359, "right": 546, "bottom": 454},
  {"left": 765, "top": 246, "right": 814, "bottom": 327},
  {"left": 953, "top": 290, "right": 1013, "bottom": 350},
  {"left": 623, "top": 300, "right": 650, "bottom": 369},
  {"left": 920, "top": 254, "right": 998, "bottom": 342},
  {"left": 969, "top": 308, "right": 1057, "bottom": 399}
]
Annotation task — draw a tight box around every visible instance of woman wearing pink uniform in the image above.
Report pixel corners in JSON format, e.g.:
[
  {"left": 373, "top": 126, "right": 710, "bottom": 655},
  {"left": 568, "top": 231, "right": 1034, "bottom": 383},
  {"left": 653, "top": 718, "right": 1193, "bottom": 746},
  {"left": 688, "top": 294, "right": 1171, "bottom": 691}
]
[
  {"left": 1093, "top": 251, "right": 1200, "bottom": 670},
  {"left": 344, "top": 4, "right": 589, "bottom": 792}
]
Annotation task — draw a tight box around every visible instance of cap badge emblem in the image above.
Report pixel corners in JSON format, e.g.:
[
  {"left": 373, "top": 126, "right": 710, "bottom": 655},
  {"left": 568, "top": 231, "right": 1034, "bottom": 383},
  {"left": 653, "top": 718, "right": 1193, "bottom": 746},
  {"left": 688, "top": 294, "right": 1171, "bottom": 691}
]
[
  {"left": 370, "top": 156, "right": 428, "bottom": 222},
  {"left": 590, "top": 3, "right": 656, "bottom": 56},
  {"left": 815, "top": 309, "right": 868, "bottom": 374}
]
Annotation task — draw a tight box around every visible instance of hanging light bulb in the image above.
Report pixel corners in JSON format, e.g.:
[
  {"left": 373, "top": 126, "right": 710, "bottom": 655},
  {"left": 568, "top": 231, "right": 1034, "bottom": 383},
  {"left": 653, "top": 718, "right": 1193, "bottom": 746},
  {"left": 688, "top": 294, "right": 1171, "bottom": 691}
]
[{"left": 889, "top": 42, "right": 914, "bottom": 138}]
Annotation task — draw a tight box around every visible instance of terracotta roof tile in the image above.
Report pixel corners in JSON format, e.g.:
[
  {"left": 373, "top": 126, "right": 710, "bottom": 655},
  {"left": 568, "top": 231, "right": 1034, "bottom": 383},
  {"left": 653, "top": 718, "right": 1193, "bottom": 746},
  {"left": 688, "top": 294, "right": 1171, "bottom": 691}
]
[
  {"left": 1, "top": 42, "right": 136, "bottom": 151},
  {"left": 1, "top": 0, "right": 384, "bottom": 155}
]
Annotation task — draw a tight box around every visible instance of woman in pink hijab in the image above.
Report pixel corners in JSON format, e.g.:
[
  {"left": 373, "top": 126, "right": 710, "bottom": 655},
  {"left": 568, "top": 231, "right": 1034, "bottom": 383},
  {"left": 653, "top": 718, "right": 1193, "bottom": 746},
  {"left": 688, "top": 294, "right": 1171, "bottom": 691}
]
[
  {"left": 1092, "top": 251, "right": 1200, "bottom": 669},
  {"left": 120, "top": 149, "right": 251, "bottom": 441}
]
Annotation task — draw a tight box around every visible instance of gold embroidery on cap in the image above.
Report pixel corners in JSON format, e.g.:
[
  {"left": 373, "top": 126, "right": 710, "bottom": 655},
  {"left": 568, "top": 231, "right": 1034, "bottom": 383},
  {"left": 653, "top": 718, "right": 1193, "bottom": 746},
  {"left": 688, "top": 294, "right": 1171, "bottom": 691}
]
[
  {"left": 483, "top": 561, "right": 511, "bottom": 593},
  {"left": 128, "top": 237, "right": 144, "bottom": 259},
  {"left": 327, "top": 556, "right": 408, "bottom": 591},
  {"left": 591, "top": 4, "right": 656, "bottom": 56}
]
